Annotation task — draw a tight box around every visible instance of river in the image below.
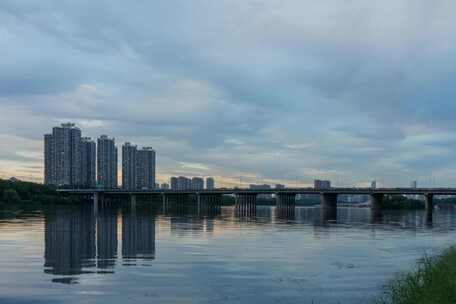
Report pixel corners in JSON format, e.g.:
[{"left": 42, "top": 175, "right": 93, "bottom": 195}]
[{"left": 0, "top": 202, "right": 455, "bottom": 304}]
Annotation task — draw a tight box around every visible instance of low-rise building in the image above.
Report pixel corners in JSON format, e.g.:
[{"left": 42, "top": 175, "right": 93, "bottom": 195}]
[{"left": 314, "top": 179, "right": 331, "bottom": 190}]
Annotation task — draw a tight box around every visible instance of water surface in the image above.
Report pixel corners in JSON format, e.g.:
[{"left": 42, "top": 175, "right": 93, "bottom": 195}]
[{"left": 0, "top": 202, "right": 455, "bottom": 304}]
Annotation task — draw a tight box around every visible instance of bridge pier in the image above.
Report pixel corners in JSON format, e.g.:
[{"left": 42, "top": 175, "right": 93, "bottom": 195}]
[
  {"left": 425, "top": 193, "right": 433, "bottom": 224},
  {"left": 93, "top": 192, "right": 104, "bottom": 215},
  {"left": 370, "top": 193, "right": 384, "bottom": 211},
  {"left": 320, "top": 193, "right": 337, "bottom": 221},
  {"left": 276, "top": 193, "right": 296, "bottom": 207},
  {"left": 235, "top": 193, "right": 257, "bottom": 216},
  {"left": 162, "top": 193, "right": 167, "bottom": 210},
  {"left": 424, "top": 193, "right": 433, "bottom": 211},
  {"left": 197, "top": 194, "right": 222, "bottom": 215},
  {"left": 321, "top": 193, "right": 337, "bottom": 210},
  {"left": 130, "top": 194, "right": 137, "bottom": 212}
]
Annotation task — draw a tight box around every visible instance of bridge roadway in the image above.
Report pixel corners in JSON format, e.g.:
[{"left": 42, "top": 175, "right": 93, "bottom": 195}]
[{"left": 58, "top": 187, "right": 456, "bottom": 215}]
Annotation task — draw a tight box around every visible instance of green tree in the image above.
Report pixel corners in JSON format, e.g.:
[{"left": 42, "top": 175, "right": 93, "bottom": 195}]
[{"left": 3, "top": 189, "right": 21, "bottom": 204}]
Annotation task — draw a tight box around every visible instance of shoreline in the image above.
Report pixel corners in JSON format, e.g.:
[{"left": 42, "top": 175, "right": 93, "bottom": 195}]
[{"left": 377, "top": 247, "right": 456, "bottom": 304}]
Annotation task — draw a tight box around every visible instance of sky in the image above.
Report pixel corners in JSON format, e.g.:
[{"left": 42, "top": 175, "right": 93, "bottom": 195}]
[{"left": 1, "top": 1, "right": 456, "bottom": 187}]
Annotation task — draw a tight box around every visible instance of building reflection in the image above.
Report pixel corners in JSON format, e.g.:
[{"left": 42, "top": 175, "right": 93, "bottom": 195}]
[
  {"left": 97, "top": 202, "right": 118, "bottom": 270},
  {"left": 44, "top": 202, "right": 157, "bottom": 282},
  {"left": 122, "top": 204, "right": 156, "bottom": 262},
  {"left": 44, "top": 205, "right": 96, "bottom": 282}
]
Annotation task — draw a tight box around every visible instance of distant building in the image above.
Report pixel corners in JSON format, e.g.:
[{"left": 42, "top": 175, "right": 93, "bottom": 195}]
[
  {"left": 177, "top": 176, "right": 191, "bottom": 190},
  {"left": 409, "top": 180, "right": 419, "bottom": 200},
  {"left": 136, "top": 147, "right": 156, "bottom": 190},
  {"left": 371, "top": 181, "right": 377, "bottom": 189},
  {"left": 206, "top": 177, "right": 215, "bottom": 190},
  {"left": 122, "top": 144, "right": 156, "bottom": 190},
  {"left": 44, "top": 123, "right": 82, "bottom": 187},
  {"left": 249, "top": 184, "right": 272, "bottom": 190},
  {"left": 81, "top": 137, "right": 96, "bottom": 188},
  {"left": 170, "top": 177, "right": 178, "bottom": 190},
  {"left": 44, "top": 134, "right": 54, "bottom": 185},
  {"left": 97, "top": 135, "right": 118, "bottom": 189},
  {"left": 161, "top": 183, "right": 169, "bottom": 189},
  {"left": 191, "top": 177, "right": 204, "bottom": 190},
  {"left": 275, "top": 184, "right": 285, "bottom": 189},
  {"left": 122, "top": 143, "right": 137, "bottom": 190},
  {"left": 170, "top": 176, "right": 208, "bottom": 190},
  {"left": 314, "top": 179, "right": 331, "bottom": 190}
]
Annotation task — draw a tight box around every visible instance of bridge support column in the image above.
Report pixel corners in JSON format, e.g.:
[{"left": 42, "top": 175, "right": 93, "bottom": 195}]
[
  {"left": 235, "top": 193, "right": 257, "bottom": 216},
  {"left": 130, "top": 194, "right": 137, "bottom": 212},
  {"left": 276, "top": 193, "right": 296, "bottom": 207},
  {"left": 276, "top": 194, "right": 296, "bottom": 219},
  {"left": 370, "top": 193, "right": 384, "bottom": 211},
  {"left": 425, "top": 193, "right": 433, "bottom": 224},
  {"left": 321, "top": 193, "right": 337, "bottom": 210},
  {"left": 424, "top": 193, "right": 433, "bottom": 211},
  {"left": 162, "top": 193, "right": 169, "bottom": 212},
  {"left": 93, "top": 192, "right": 104, "bottom": 215},
  {"left": 197, "top": 194, "right": 222, "bottom": 215},
  {"left": 320, "top": 193, "right": 337, "bottom": 221},
  {"left": 369, "top": 194, "right": 384, "bottom": 222}
]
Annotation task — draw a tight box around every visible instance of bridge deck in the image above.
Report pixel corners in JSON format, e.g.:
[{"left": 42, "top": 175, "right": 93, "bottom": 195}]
[{"left": 58, "top": 188, "right": 456, "bottom": 196}]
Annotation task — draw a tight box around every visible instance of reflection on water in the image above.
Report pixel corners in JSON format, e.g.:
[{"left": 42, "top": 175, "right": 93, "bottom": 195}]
[
  {"left": 97, "top": 202, "right": 117, "bottom": 270},
  {"left": 121, "top": 203, "right": 155, "bottom": 262},
  {"left": 44, "top": 205, "right": 95, "bottom": 282},
  {"left": 44, "top": 202, "right": 156, "bottom": 282},
  {"left": 2, "top": 199, "right": 456, "bottom": 304}
]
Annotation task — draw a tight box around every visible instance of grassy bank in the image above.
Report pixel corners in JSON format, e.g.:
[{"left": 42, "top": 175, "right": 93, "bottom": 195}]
[{"left": 378, "top": 247, "right": 456, "bottom": 304}]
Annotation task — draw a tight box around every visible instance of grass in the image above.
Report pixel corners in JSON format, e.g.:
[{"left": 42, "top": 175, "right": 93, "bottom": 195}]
[{"left": 377, "top": 247, "right": 456, "bottom": 304}]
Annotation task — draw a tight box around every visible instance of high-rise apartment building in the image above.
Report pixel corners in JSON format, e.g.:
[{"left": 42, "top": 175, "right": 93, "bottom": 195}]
[
  {"left": 371, "top": 180, "right": 377, "bottom": 189},
  {"left": 44, "top": 134, "right": 54, "bottom": 185},
  {"left": 81, "top": 137, "right": 96, "bottom": 188},
  {"left": 206, "top": 177, "right": 215, "bottom": 190},
  {"left": 177, "top": 176, "right": 191, "bottom": 190},
  {"left": 122, "top": 144, "right": 156, "bottom": 190},
  {"left": 97, "top": 135, "right": 118, "bottom": 189},
  {"left": 44, "top": 123, "right": 82, "bottom": 187},
  {"left": 122, "top": 143, "right": 137, "bottom": 190},
  {"left": 137, "top": 147, "right": 156, "bottom": 190},
  {"left": 170, "top": 177, "right": 178, "bottom": 190},
  {"left": 191, "top": 177, "right": 204, "bottom": 190}
]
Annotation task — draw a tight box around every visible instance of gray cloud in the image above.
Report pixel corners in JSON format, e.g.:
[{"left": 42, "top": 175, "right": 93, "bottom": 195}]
[{"left": 1, "top": 1, "right": 456, "bottom": 186}]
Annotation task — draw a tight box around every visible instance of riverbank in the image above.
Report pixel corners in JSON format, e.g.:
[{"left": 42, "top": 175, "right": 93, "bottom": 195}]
[
  {"left": 378, "top": 247, "right": 456, "bottom": 304},
  {"left": 0, "top": 178, "right": 79, "bottom": 205}
]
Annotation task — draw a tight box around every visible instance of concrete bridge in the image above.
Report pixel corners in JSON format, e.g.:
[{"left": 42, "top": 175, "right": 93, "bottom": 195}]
[{"left": 58, "top": 187, "right": 456, "bottom": 216}]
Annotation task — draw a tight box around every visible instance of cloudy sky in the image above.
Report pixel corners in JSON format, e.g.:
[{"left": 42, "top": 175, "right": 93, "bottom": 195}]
[{"left": 1, "top": 1, "right": 456, "bottom": 187}]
